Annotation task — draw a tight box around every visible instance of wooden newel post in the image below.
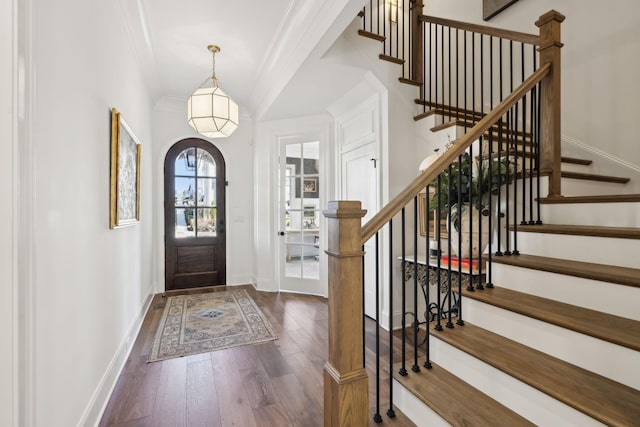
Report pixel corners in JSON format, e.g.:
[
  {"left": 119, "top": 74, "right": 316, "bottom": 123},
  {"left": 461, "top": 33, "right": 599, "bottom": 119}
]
[
  {"left": 536, "top": 10, "right": 565, "bottom": 197},
  {"left": 323, "top": 201, "right": 369, "bottom": 427}
]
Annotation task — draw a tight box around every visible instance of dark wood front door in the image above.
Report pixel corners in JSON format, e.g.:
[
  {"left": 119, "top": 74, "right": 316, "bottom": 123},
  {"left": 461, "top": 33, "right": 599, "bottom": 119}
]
[{"left": 164, "top": 138, "right": 226, "bottom": 290}]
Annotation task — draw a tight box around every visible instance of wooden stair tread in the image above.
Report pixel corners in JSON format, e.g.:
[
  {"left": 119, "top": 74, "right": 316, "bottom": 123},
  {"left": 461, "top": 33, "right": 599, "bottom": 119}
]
[
  {"left": 430, "top": 323, "right": 640, "bottom": 427},
  {"left": 561, "top": 156, "right": 592, "bottom": 165},
  {"left": 484, "top": 253, "right": 640, "bottom": 288},
  {"left": 379, "top": 54, "right": 404, "bottom": 64},
  {"left": 413, "top": 110, "right": 436, "bottom": 121},
  {"left": 357, "top": 29, "right": 385, "bottom": 42},
  {"left": 398, "top": 77, "right": 422, "bottom": 86},
  {"left": 512, "top": 223, "right": 640, "bottom": 239},
  {"left": 561, "top": 170, "right": 630, "bottom": 183},
  {"left": 538, "top": 194, "right": 640, "bottom": 204},
  {"left": 458, "top": 286, "right": 640, "bottom": 351},
  {"left": 393, "top": 362, "right": 534, "bottom": 426}
]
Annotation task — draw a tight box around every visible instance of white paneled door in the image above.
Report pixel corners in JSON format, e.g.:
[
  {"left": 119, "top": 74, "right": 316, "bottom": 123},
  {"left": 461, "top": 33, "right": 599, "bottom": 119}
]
[{"left": 341, "top": 142, "right": 379, "bottom": 319}]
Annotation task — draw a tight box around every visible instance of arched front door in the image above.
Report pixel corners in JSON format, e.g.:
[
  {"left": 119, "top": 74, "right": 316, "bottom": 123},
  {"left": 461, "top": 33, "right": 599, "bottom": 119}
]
[{"left": 164, "top": 138, "right": 226, "bottom": 290}]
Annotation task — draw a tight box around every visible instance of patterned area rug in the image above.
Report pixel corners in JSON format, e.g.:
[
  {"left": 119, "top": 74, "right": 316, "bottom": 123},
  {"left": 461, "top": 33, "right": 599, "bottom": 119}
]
[{"left": 149, "top": 289, "right": 277, "bottom": 362}]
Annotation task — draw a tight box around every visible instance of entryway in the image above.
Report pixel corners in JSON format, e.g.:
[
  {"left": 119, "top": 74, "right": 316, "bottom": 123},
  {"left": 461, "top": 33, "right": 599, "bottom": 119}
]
[{"left": 164, "top": 138, "right": 226, "bottom": 290}]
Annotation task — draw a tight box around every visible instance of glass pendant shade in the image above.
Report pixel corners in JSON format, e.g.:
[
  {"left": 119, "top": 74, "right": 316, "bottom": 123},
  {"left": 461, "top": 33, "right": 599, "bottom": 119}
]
[{"left": 187, "top": 45, "right": 239, "bottom": 138}]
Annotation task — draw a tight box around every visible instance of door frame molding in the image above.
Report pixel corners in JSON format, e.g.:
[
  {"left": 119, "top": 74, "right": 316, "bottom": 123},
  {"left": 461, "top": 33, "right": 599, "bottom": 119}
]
[{"left": 253, "top": 114, "right": 333, "bottom": 294}]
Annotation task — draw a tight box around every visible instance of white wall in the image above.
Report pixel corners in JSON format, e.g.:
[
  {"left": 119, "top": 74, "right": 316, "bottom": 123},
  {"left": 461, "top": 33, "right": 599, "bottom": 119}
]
[
  {"left": 152, "top": 98, "right": 255, "bottom": 290},
  {"left": 26, "top": 0, "right": 155, "bottom": 425},
  {"left": 426, "top": 0, "right": 640, "bottom": 170},
  {"left": 1, "top": 0, "right": 16, "bottom": 425}
]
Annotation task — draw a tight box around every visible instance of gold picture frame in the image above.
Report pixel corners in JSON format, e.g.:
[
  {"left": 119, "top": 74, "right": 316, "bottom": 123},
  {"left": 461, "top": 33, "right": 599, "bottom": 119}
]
[
  {"left": 110, "top": 108, "right": 141, "bottom": 228},
  {"left": 418, "top": 188, "right": 447, "bottom": 239}
]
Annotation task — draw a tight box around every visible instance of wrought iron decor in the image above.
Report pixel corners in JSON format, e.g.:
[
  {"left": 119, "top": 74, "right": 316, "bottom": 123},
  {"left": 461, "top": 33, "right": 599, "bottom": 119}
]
[
  {"left": 483, "top": 0, "right": 520, "bottom": 21},
  {"left": 110, "top": 108, "right": 141, "bottom": 228}
]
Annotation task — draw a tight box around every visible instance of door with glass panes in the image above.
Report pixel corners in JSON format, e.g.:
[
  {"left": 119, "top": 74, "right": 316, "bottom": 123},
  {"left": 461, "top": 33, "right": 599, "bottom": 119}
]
[
  {"left": 279, "top": 139, "right": 323, "bottom": 295},
  {"left": 164, "top": 138, "right": 226, "bottom": 290}
]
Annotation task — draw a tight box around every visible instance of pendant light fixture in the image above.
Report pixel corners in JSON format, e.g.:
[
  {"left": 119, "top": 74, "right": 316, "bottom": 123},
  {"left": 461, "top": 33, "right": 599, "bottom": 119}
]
[{"left": 187, "top": 45, "right": 239, "bottom": 138}]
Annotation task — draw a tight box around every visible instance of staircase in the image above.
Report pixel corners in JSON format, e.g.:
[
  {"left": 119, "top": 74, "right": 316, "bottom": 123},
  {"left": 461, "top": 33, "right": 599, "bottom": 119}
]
[{"left": 322, "top": 4, "right": 640, "bottom": 427}]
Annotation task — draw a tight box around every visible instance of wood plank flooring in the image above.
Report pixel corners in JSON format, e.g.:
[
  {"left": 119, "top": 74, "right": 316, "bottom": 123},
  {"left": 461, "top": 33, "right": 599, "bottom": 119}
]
[{"left": 99, "top": 285, "right": 415, "bottom": 427}]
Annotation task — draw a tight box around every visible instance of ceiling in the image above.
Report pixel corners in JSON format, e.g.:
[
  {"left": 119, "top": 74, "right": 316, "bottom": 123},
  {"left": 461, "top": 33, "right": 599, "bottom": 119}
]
[{"left": 119, "top": 0, "right": 367, "bottom": 120}]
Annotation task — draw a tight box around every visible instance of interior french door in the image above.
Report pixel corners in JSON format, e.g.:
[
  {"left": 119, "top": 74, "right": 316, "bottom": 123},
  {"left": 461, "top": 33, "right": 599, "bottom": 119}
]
[
  {"left": 278, "top": 138, "right": 324, "bottom": 295},
  {"left": 164, "top": 138, "right": 226, "bottom": 290}
]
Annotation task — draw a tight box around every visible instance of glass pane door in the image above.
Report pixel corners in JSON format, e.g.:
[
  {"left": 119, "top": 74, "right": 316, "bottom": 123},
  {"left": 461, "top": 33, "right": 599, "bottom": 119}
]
[{"left": 279, "top": 139, "right": 322, "bottom": 294}]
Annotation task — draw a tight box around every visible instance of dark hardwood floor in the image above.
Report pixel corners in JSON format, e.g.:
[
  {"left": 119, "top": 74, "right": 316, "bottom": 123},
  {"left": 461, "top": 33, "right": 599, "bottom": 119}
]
[{"left": 99, "top": 285, "right": 415, "bottom": 427}]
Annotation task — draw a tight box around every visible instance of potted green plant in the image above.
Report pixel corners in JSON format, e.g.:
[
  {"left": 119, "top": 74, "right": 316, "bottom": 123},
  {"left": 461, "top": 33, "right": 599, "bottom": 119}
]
[{"left": 429, "top": 151, "right": 515, "bottom": 258}]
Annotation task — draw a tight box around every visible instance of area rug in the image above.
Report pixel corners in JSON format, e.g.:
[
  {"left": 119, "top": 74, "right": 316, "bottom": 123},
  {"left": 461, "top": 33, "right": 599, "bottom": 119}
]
[{"left": 149, "top": 289, "right": 277, "bottom": 362}]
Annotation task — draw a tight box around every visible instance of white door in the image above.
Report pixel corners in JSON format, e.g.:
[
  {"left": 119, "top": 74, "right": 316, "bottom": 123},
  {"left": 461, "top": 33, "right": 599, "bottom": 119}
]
[
  {"left": 341, "top": 143, "right": 379, "bottom": 319},
  {"left": 278, "top": 139, "right": 324, "bottom": 295}
]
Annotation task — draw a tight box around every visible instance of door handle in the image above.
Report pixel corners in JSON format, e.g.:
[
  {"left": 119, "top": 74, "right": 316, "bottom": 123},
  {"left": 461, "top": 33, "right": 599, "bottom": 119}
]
[{"left": 278, "top": 231, "right": 286, "bottom": 236}]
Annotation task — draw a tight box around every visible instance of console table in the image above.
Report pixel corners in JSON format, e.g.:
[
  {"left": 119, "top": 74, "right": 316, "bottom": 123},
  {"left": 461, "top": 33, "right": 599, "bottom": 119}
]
[{"left": 399, "top": 255, "right": 486, "bottom": 322}]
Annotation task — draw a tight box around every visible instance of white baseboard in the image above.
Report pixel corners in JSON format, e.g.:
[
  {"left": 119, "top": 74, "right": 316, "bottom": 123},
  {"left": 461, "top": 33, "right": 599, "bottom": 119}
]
[{"left": 78, "top": 290, "right": 154, "bottom": 427}]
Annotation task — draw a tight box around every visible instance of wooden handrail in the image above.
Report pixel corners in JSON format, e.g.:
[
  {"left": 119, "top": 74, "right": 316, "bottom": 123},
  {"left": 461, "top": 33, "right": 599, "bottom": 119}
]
[
  {"left": 420, "top": 15, "right": 540, "bottom": 46},
  {"left": 361, "top": 62, "right": 550, "bottom": 243}
]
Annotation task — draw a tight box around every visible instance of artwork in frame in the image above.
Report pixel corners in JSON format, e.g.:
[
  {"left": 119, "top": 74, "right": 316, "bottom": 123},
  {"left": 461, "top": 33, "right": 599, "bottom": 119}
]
[
  {"left": 303, "top": 178, "right": 317, "bottom": 193},
  {"left": 110, "top": 108, "right": 141, "bottom": 228}
]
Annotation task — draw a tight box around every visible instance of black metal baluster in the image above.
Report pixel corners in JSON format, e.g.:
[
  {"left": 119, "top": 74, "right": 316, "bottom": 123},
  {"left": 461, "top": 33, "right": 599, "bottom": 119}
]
[
  {"left": 455, "top": 28, "right": 459, "bottom": 123},
  {"left": 374, "top": 232, "right": 382, "bottom": 423},
  {"left": 495, "top": 116, "right": 504, "bottom": 256},
  {"left": 480, "top": 33, "right": 483, "bottom": 116},
  {"left": 423, "top": 186, "right": 432, "bottom": 369},
  {"left": 382, "top": 0, "right": 386, "bottom": 56},
  {"left": 387, "top": 219, "right": 396, "bottom": 418},
  {"left": 448, "top": 26, "right": 452, "bottom": 121},
  {"left": 446, "top": 164, "right": 454, "bottom": 329},
  {"left": 521, "top": 43, "right": 528, "bottom": 226},
  {"left": 486, "top": 129, "right": 495, "bottom": 288},
  {"left": 476, "top": 136, "right": 485, "bottom": 292},
  {"left": 464, "top": 30, "right": 468, "bottom": 129},
  {"left": 399, "top": 208, "right": 407, "bottom": 376},
  {"left": 434, "top": 174, "right": 443, "bottom": 332},
  {"left": 362, "top": 243, "right": 366, "bottom": 367},
  {"left": 441, "top": 24, "right": 445, "bottom": 118},
  {"left": 536, "top": 82, "right": 542, "bottom": 225},
  {"left": 362, "top": 7, "right": 366, "bottom": 31},
  {"left": 528, "top": 50, "right": 537, "bottom": 224},
  {"left": 429, "top": 22, "right": 432, "bottom": 106},
  {"left": 504, "top": 107, "right": 511, "bottom": 256},
  {"left": 490, "top": 35, "right": 493, "bottom": 114},
  {"left": 412, "top": 196, "right": 420, "bottom": 372}
]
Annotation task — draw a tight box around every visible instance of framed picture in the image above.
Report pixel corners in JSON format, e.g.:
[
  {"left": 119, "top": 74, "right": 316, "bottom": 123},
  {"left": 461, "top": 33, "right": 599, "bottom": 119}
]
[
  {"left": 303, "top": 178, "right": 317, "bottom": 194},
  {"left": 110, "top": 108, "right": 141, "bottom": 228},
  {"left": 418, "top": 188, "right": 447, "bottom": 239}
]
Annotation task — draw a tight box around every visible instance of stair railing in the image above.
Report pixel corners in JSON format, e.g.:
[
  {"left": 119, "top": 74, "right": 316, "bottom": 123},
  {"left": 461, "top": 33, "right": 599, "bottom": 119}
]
[
  {"left": 325, "top": 10, "right": 564, "bottom": 426},
  {"left": 359, "top": 0, "right": 424, "bottom": 82}
]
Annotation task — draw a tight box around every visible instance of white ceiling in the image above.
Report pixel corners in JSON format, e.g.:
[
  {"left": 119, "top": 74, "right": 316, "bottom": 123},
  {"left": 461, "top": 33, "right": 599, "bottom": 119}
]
[{"left": 119, "top": 0, "right": 367, "bottom": 120}]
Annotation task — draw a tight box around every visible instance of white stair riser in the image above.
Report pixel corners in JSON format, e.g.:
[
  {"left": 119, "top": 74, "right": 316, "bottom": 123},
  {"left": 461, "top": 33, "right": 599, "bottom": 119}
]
[
  {"left": 511, "top": 232, "right": 639, "bottom": 269},
  {"left": 463, "top": 297, "right": 640, "bottom": 390},
  {"left": 430, "top": 337, "right": 605, "bottom": 427},
  {"left": 393, "top": 380, "right": 450, "bottom": 427},
  {"left": 560, "top": 162, "right": 591, "bottom": 173},
  {"left": 540, "top": 202, "right": 640, "bottom": 228},
  {"left": 491, "top": 263, "right": 640, "bottom": 321},
  {"left": 560, "top": 178, "right": 632, "bottom": 196}
]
